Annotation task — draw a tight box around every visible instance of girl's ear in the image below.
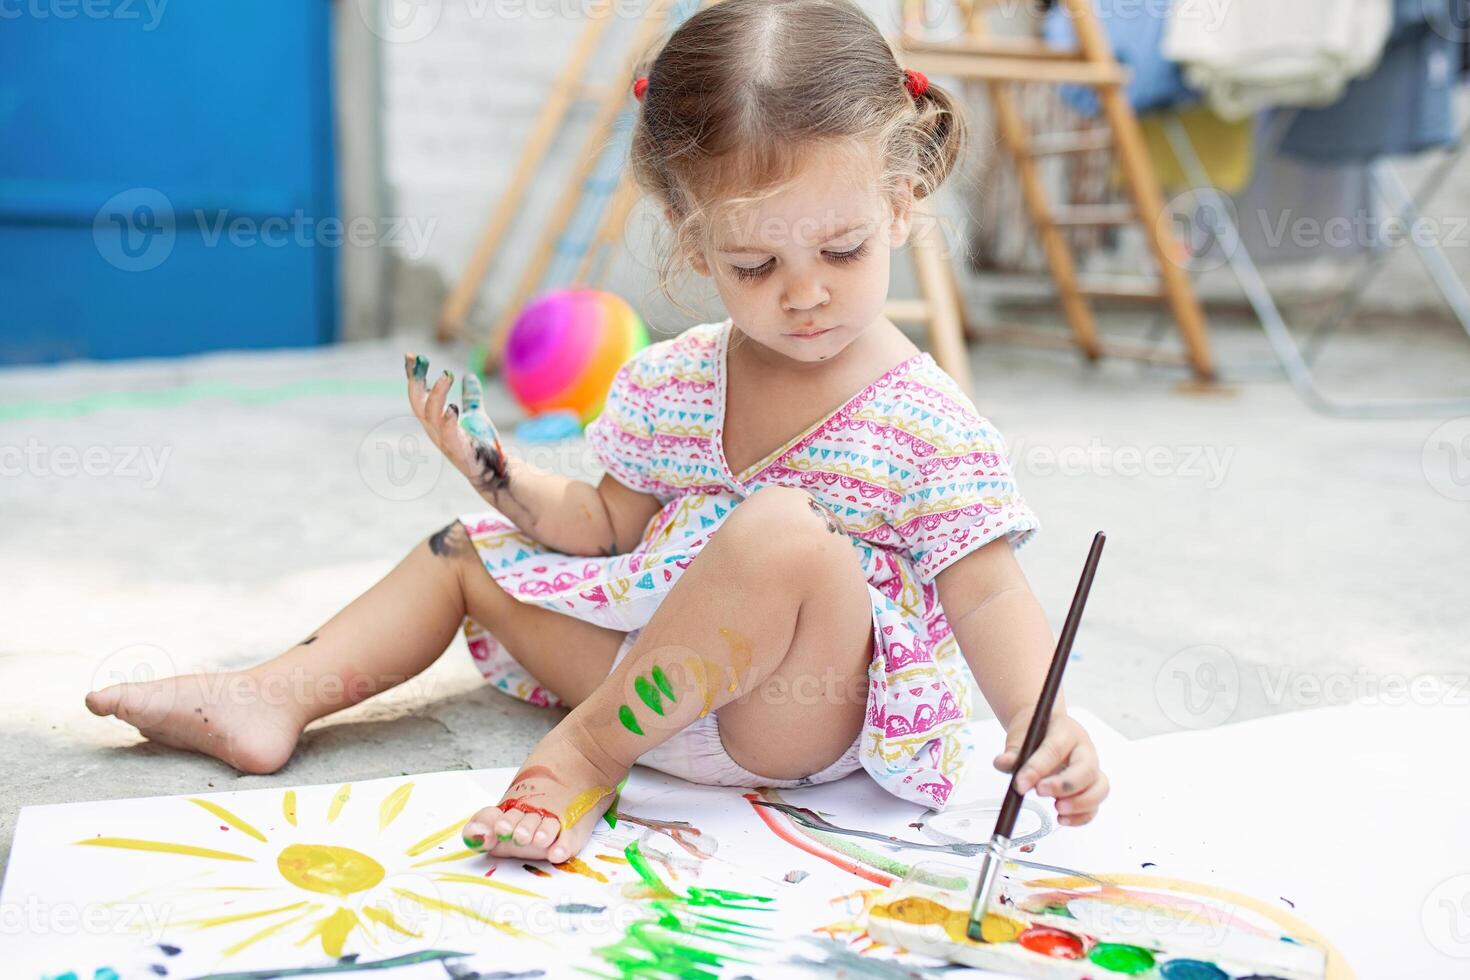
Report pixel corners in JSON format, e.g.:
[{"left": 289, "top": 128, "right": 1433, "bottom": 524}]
[
  {"left": 665, "top": 205, "right": 713, "bottom": 277},
  {"left": 887, "top": 182, "right": 915, "bottom": 248}
]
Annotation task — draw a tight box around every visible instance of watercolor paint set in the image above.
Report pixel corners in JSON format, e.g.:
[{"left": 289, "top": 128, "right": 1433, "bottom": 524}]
[{"left": 866, "top": 862, "right": 1328, "bottom": 980}]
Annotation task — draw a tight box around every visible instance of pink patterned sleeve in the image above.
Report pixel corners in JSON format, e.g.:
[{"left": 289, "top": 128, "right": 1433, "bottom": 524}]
[
  {"left": 585, "top": 356, "right": 659, "bottom": 496},
  {"left": 896, "top": 414, "right": 1039, "bottom": 583}
]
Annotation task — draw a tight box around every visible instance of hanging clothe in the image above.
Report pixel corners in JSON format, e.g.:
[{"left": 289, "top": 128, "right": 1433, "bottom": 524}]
[
  {"left": 1163, "top": 0, "right": 1393, "bottom": 120},
  {"left": 1279, "top": 0, "right": 1461, "bottom": 163},
  {"left": 1043, "top": 0, "right": 1194, "bottom": 116},
  {"left": 1234, "top": 116, "right": 1381, "bottom": 265},
  {"left": 1138, "top": 105, "right": 1256, "bottom": 194}
]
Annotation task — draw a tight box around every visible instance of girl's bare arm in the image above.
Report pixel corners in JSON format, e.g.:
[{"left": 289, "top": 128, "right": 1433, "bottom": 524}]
[
  {"left": 405, "top": 354, "right": 663, "bottom": 556},
  {"left": 936, "top": 537, "right": 1110, "bottom": 826}
]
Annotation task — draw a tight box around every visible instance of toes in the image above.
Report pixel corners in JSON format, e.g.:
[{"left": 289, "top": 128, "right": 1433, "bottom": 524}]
[
  {"left": 510, "top": 813, "right": 540, "bottom": 846},
  {"left": 531, "top": 816, "right": 562, "bottom": 849},
  {"left": 85, "top": 686, "right": 119, "bottom": 716}
]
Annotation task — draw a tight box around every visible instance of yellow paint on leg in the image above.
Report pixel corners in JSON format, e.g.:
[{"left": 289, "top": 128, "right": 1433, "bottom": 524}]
[
  {"left": 685, "top": 655, "right": 712, "bottom": 718},
  {"left": 562, "top": 786, "right": 614, "bottom": 829},
  {"left": 718, "top": 627, "right": 752, "bottom": 693}
]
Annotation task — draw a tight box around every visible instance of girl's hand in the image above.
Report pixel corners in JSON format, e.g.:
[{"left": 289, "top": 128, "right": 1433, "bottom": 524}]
[
  {"left": 994, "top": 710, "right": 1109, "bottom": 827},
  {"left": 404, "top": 353, "right": 510, "bottom": 497}
]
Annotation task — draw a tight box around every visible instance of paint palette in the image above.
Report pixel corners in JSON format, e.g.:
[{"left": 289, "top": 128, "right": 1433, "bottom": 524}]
[{"left": 865, "top": 861, "right": 1328, "bottom": 980}]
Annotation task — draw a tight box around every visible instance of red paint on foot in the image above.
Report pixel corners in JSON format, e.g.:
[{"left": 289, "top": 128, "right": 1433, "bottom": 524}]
[{"left": 499, "top": 796, "right": 557, "bottom": 820}]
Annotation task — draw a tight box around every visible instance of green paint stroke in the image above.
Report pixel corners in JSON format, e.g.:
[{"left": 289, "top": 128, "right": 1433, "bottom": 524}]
[
  {"left": 1088, "top": 943, "right": 1157, "bottom": 975},
  {"left": 618, "top": 704, "right": 644, "bottom": 736},
  {"left": 651, "top": 666, "right": 676, "bottom": 702},
  {"left": 587, "top": 841, "right": 773, "bottom": 979},
  {"left": 633, "top": 675, "right": 664, "bottom": 716}
]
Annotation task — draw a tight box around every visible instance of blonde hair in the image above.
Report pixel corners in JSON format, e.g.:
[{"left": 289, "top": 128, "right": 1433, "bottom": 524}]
[{"left": 628, "top": 0, "right": 967, "bottom": 312}]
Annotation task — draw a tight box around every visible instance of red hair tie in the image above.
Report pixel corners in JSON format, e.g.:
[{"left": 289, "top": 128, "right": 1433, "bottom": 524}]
[
  {"left": 903, "top": 68, "right": 928, "bottom": 98},
  {"left": 632, "top": 76, "right": 650, "bottom": 101}
]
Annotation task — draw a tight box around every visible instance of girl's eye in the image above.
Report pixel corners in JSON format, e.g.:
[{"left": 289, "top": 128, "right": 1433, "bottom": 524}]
[
  {"left": 826, "top": 241, "right": 869, "bottom": 264},
  {"left": 731, "top": 259, "right": 774, "bottom": 282},
  {"left": 728, "top": 241, "right": 870, "bottom": 282}
]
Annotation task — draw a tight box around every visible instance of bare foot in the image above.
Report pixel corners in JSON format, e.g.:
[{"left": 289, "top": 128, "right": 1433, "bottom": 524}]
[
  {"left": 84, "top": 669, "right": 305, "bottom": 775},
  {"left": 463, "top": 723, "right": 626, "bottom": 865}
]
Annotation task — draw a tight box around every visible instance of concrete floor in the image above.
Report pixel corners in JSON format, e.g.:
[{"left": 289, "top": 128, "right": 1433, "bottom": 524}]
[{"left": 2, "top": 311, "right": 1467, "bottom": 876}]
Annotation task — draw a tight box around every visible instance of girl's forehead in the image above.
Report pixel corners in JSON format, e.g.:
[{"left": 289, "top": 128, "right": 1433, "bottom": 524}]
[{"left": 714, "top": 184, "right": 884, "bottom": 252}]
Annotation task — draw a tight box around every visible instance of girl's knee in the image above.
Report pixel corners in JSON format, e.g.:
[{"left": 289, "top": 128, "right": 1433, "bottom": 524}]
[
  {"left": 424, "top": 520, "right": 476, "bottom": 564},
  {"left": 718, "top": 487, "right": 858, "bottom": 577}
]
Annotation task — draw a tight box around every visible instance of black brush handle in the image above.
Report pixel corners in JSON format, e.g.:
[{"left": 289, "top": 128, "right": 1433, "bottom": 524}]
[{"left": 992, "top": 531, "right": 1105, "bottom": 839}]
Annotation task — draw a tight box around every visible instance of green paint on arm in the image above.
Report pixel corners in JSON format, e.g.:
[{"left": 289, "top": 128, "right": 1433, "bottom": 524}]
[
  {"left": 651, "top": 665, "right": 676, "bottom": 702},
  {"left": 633, "top": 675, "right": 663, "bottom": 716},
  {"left": 617, "top": 704, "right": 644, "bottom": 736}
]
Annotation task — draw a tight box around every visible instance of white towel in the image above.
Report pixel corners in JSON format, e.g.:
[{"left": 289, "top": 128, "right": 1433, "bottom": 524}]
[{"left": 1162, "top": 0, "right": 1392, "bottom": 120}]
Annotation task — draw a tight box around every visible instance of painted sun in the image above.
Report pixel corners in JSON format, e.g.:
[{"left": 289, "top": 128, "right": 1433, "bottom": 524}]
[{"left": 74, "top": 781, "right": 543, "bottom": 960}]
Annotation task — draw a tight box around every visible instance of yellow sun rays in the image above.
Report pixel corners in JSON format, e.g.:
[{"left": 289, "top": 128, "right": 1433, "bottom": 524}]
[{"left": 74, "top": 779, "right": 539, "bottom": 958}]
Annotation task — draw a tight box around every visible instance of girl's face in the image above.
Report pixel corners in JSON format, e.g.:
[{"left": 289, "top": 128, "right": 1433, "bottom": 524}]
[{"left": 687, "top": 144, "right": 913, "bottom": 365}]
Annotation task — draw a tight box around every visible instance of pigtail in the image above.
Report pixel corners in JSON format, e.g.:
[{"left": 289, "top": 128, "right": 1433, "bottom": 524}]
[{"left": 907, "top": 77, "right": 967, "bottom": 200}]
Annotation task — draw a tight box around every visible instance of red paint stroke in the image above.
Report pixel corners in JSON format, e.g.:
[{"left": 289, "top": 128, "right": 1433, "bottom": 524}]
[
  {"left": 509, "top": 765, "right": 565, "bottom": 788},
  {"left": 741, "top": 793, "right": 894, "bottom": 887},
  {"left": 499, "top": 797, "right": 556, "bottom": 820}
]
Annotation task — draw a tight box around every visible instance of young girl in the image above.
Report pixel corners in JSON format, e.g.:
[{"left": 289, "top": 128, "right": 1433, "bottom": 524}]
[{"left": 86, "top": 0, "right": 1107, "bottom": 865}]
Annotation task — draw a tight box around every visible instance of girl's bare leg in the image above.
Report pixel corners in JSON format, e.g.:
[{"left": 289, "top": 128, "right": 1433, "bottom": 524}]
[
  {"left": 466, "top": 485, "right": 874, "bottom": 863},
  {"left": 84, "top": 521, "right": 627, "bottom": 773}
]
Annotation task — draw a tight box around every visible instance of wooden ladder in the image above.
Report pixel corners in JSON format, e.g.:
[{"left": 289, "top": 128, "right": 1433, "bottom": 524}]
[{"left": 896, "top": 0, "right": 1217, "bottom": 381}]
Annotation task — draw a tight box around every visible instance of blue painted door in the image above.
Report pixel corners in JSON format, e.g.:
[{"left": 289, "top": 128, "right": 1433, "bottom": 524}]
[{"left": 0, "top": 1, "right": 337, "bottom": 363}]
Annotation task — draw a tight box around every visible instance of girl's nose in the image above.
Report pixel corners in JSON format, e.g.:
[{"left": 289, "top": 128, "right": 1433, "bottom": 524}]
[{"left": 781, "top": 275, "right": 829, "bottom": 312}]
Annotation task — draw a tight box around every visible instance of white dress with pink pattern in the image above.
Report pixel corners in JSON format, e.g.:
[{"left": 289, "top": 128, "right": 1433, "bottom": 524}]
[{"left": 458, "top": 318, "right": 1039, "bottom": 808}]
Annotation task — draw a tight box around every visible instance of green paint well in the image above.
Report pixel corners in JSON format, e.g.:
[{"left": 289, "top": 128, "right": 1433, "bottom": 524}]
[
  {"left": 651, "top": 666, "right": 676, "bottom": 702},
  {"left": 618, "top": 704, "right": 644, "bottom": 736},
  {"left": 634, "top": 675, "right": 664, "bottom": 716},
  {"left": 1088, "top": 942, "right": 1157, "bottom": 975}
]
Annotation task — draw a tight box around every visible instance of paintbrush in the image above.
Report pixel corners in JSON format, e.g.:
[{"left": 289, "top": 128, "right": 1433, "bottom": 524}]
[{"left": 965, "top": 530, "right": 1105, "bottom": 941}]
